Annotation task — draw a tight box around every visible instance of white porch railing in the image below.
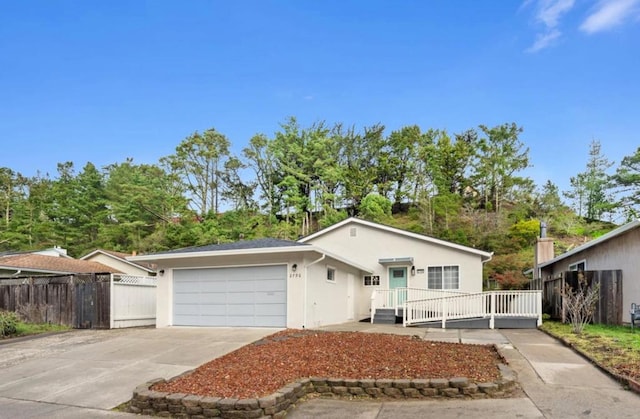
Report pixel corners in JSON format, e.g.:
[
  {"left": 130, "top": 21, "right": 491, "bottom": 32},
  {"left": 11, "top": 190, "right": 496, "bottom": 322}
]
[
  {"left": 402, "top": 290, "right": 543, "bottom": 328},
  {"left": 370, "top": 287, "right": 469, "bottom": 323}
]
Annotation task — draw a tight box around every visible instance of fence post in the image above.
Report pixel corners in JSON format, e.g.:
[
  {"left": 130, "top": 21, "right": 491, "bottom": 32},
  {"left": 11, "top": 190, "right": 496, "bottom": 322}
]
[{"left": 109, "top": 274, "right": 115, "bottom": 329}]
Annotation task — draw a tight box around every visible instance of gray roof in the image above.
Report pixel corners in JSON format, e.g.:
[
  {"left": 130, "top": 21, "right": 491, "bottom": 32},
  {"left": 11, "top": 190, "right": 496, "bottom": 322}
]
[{"left": 154, "top": 238, "right": 309, "bottom": 255}]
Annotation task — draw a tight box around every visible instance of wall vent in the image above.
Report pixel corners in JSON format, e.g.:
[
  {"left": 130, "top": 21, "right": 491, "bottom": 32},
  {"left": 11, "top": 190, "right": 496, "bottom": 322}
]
[{"left": 350, "top": 227, "right": 357, "bottom": 237}]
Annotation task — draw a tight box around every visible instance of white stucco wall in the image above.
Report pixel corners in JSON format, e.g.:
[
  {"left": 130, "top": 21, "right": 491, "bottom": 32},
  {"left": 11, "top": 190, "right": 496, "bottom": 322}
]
[
  {"left": 85, "top": 253, "right": 151, "bottom": 276},
  {"left": 305, "top": 221, "right": 486, "bottom": 295},
  {"left": 303, "top": 256, "right": 364, "bottom": 328}
]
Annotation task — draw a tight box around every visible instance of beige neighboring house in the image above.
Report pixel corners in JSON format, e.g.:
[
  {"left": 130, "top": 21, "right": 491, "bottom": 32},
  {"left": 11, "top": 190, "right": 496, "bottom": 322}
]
[
  {"left": 0, "top": 253, "right": 119, "bottom": 277},
  {"left": 80, "top": 249, "right": 156, "bottom": 277},
  {"left": 130, "top": 217, "right": 493, "bottom": 329},
  {"left": 535, "top": 219, "right": 640, "bottom": 324}
]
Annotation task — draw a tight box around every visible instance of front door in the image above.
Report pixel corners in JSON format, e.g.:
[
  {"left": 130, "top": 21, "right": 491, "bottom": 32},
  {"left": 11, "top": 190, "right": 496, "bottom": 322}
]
[{"left": 389, "top": 267, "right": 408, "bottom": 305}]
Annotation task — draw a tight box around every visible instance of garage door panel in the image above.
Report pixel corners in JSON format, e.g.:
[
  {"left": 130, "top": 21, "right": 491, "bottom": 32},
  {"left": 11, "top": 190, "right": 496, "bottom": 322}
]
[
  {"left": 173, "top": 265, "right": 286, "bottom": 327},
  {"left": 255, "top": 291, "right": 286, "bottom": 303},
  {"left": 197, "top": 292, "right": 227, "bottom": 304},
  {"left": 255, "top": 303, "right": 286, "bottom": 316},
  {"left": 199, "top": 304, "right": 227, "bottom": 316},
  {"left": 199, "top": 280, "right": 226, "bottom": 292},
  {"left": 254, "top": 279, "right": 286, "bottom": 292}
]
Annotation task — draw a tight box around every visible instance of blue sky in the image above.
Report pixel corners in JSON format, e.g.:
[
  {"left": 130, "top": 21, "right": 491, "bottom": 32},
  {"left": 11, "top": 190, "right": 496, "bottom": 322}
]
[{"left": 1, "top": 0, "right": 639, "bottom": 195}]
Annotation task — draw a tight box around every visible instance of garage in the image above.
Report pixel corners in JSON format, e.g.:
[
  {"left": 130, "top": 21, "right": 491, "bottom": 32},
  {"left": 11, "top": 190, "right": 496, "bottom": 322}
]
[{"left": 173, "top": 265, "right": 287, "bottom": 327}]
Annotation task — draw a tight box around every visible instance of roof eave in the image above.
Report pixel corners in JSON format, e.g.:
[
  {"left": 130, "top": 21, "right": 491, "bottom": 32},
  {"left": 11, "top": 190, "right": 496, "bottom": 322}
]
[
  {"left": 538, "top": 219, "right": 640, "bottom": 268},
  {"left": 299, "top": 217, "right": 493, "bottom": 259}
]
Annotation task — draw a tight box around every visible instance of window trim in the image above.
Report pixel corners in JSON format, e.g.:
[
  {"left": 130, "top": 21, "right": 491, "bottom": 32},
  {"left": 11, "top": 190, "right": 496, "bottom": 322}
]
[
  {"left": 363, "top": 275, "right": 381, "bottom": 287},
  {"left": 326, "top": 266, "right": 336, "bottom": 283},
  {"left": 427, "top": 265, "right": 460, "bottom": 290},
  {"left": 568, "top": 260, "right": 587, "bottom": 272}
]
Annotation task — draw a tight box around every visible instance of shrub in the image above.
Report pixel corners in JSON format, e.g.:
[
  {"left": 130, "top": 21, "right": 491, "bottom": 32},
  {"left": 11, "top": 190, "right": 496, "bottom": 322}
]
[{"left": 0, "top": 310, "right": 19, "bottom": 337}]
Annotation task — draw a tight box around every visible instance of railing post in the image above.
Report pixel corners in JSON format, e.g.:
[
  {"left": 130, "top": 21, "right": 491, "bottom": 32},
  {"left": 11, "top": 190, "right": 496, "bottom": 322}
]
[
  {"left": 489, "top": 292, "right": 495, "bottom": 329},
  {"left": 537, "top": 290, "right": 543, "bottom": 327},
  {"left": 441, "top": 298, "right": 447, "bottom": 329},
  {"left": 370, "top": 290, "right": 377, "bottom": 324}
]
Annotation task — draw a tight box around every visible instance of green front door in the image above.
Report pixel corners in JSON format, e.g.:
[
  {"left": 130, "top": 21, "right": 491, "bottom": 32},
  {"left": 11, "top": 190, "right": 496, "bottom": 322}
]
[{"left": 389, "top": 267, "right": 408, "bottom": 305}]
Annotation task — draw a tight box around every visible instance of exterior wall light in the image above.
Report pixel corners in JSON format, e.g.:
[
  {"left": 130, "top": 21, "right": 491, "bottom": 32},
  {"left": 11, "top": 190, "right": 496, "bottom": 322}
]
[
  {"left": 292, "top": 263, "right": 298, "bottom": 272},
  {"left": 411, "top": 265, "right": 416, "bottom": 276}
]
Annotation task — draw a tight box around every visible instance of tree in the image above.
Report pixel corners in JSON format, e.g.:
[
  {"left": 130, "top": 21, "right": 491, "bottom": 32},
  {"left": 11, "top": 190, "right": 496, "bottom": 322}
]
[
  {"left": 104, "top": 160, "right": 186, "bottom": 251},
  {"left": 339, "top": 123, "right": 386, "bottom": 210},
  {"left": 243, "top": 134, "right": 279, "bottom": 217},
  {"left": 562, "top": 273, "right": 600, "bottom": 334},
  {"left": 162, "top": 128, "right": 231, "bottom": 216},
  {"left": 612, "top": 146, "right": 640, "bottom": 220},
  {"left": 565, "top": 140, "right": 615, "bottom": 221},
  {"left": 358, "top": 193, "right": 392, "bottom": 223},
  {"left": 471, "top": 123, "right": 531, "bottom": 214}
]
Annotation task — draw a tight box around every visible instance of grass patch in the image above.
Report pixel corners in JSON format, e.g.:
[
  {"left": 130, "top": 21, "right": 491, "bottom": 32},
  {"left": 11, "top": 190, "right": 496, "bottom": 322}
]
[
  {"left": 541, "top": 320, "right": 640, "bottom": 381},
  {"left": 13, "top": 321, "right": 70, "bottom": 337}
]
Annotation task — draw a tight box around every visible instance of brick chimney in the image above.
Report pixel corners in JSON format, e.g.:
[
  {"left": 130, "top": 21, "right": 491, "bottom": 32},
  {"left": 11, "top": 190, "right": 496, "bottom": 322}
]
[{"left": 533, "top": 221, "right": 554, "bottom": 290}]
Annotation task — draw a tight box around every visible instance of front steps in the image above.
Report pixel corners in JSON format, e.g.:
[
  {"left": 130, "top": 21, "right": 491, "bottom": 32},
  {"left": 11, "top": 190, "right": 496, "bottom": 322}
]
[{"left": 372, "top": 308, "right": 403, "bottom": 324}]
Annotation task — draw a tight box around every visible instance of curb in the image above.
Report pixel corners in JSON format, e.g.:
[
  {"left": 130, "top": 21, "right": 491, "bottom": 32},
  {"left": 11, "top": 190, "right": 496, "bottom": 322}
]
[{"left": 128, "top": 364, "right": 520, "bottom": 418}]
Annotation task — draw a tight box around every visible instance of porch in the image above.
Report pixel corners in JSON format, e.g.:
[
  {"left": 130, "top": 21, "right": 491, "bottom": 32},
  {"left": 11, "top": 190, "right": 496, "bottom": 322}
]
[{"left": 370, "top": 288, "right": 542, "bottom": 329}]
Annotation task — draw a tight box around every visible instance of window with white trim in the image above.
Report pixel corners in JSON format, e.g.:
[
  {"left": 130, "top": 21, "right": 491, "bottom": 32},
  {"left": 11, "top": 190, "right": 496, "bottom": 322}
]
[
  {"left": 363, "top": 275, "right": 380, "bottom": 286},
  {"left": 327, "top": 267, "right": 336, "bottom": 282},
  {"left": 427, "top": 265, "right": 459, "bottom": 289},
  {"left": 568, "top": 260, "right": 586, "bottom": 271}
]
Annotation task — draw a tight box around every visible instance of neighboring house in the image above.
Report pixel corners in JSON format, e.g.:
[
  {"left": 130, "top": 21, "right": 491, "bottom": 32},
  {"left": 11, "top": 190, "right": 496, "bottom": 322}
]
[
  {"left": 535, "top": 219, "right": 640, "bottom": 324},
  {"left": 0, "top": 253, "right": 120, "bottom": 277},
  {"left": 80, "top": 249, "right": 156, "bottom": 276},
  {"left": 129, "top": 217, "right": 493, "bottom": 329}
]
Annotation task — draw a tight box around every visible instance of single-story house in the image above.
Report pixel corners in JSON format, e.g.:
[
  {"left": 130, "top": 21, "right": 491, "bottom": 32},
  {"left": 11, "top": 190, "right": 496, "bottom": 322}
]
[
  {"left": 80, "top": 249, "right": 156, "bottom": 276},
  {"left": 0, "top": 253, "right": 119, "bottom": 277},
  {"left": 536, "top": 219, "right": 640, "bottom": 324},
  {"left": 129, "top": 217, "right": 493, "bottom": 329}
]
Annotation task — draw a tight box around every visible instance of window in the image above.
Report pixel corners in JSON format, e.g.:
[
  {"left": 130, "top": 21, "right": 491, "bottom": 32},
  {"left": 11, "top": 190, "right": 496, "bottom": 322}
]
[
  {"left": 363, "top": 275, "right": 380, "bottom": 286},
  {"left": 327, "top": 267, "right": 336, "bottom": 282},
  {"left": 569, "top": 260, "right": 586, "bottom": 272},
  {"left": 427, "top": 266, "right": 459, "bottom": 290}
]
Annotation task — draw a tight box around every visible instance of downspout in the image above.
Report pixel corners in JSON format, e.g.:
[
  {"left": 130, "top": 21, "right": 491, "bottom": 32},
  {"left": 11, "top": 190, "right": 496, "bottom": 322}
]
[{"left": 303, "top": 253, "right": 326, "bottom": 329}]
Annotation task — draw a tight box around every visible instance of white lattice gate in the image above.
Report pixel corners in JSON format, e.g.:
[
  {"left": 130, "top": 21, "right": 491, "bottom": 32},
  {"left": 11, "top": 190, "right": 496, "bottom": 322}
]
[{"left": 110, "top": 274, "right": 157, "bottom": 329}]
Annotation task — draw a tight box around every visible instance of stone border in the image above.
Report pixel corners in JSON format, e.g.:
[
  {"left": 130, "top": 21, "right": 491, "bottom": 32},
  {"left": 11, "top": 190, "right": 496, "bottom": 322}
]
[{"left": 128, "top": 364, "right": 518, "bottom": 418}]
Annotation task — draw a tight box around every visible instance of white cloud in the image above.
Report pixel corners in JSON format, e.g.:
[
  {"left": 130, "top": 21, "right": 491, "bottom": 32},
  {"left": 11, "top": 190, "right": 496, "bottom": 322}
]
[
  {"left": 580, "top": 0, "right": 640, "bottom": 33},
  {"left": 525, "top": 0, "right": 576, "bottom": 52},
  {"left": 527, "top": 28, "right": 562, "bottom": 52}
]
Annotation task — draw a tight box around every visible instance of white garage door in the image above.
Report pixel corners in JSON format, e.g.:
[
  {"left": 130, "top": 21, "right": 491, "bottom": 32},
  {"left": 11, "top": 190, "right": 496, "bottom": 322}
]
[{"left": 173, "top": 265, "right": 287, "bottom": 327}]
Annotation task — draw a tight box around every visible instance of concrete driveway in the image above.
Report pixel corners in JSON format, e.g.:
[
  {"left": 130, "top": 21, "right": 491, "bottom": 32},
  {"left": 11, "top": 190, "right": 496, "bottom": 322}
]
[{"left": 0, "top": 327, "right": 279, "bottom": 418}]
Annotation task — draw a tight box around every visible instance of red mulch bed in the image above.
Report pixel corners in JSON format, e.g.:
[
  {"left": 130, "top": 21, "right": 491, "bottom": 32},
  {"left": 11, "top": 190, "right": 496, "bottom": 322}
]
[{"left": 153, "top": 329, "right": 504, "bottom": 399}]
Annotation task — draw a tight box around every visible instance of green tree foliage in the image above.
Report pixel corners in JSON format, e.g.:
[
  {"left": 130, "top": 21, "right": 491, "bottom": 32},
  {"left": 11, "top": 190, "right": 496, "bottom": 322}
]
[
  {"left": 565, "top": 140, "right": 615, "bottom": 221},
  {"left": 612, "top": 146, "right": 640, "bottom": 220},
  {"left": 358, "top": 193, "right": 392, "bottom": 223},
  {"left": 162, "top": 129, "right": 231, "bottom": 216},
  {"left": 472, "top": 123, "right": 531, "bottom": 214}
]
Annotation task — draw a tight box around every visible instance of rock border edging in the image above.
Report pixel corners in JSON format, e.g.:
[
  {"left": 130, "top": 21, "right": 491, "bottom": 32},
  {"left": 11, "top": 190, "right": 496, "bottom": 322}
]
[{"left": 128, "top": 364, "right": 518, "bottom": 418}]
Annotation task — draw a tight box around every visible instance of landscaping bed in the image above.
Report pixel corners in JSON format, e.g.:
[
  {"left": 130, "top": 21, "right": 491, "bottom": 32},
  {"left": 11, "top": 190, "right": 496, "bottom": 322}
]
[{"left": 152, "top": 329, "right": 506, "bottom": 399}]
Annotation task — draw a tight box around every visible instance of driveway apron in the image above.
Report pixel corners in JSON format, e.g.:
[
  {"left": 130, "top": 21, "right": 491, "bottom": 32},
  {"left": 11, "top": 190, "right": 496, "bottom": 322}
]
[{"left": 0, "top": 327, "right": 278, "bottom": 417}]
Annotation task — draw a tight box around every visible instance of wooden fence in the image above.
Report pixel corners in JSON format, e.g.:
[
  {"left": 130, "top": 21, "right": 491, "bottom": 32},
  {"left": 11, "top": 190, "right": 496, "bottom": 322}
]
[
  {"left": 0, "top": 273, "right": 156, "bottom": 329},
  {"left": 543, "top": 270, "right": 623, "bottom": 325}
]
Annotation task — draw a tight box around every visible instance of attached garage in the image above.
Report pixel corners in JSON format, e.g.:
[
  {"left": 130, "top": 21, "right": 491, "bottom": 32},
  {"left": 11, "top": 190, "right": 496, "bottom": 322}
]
[{"left": 173, "top": 265, "right": 287, "bottom": 327}]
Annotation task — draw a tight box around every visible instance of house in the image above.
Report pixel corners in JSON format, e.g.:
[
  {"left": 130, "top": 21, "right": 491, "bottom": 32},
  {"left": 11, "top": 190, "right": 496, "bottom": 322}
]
[
  {"left": 129, "top": 217, "right": 493, "bottom": 329},
  {"left": 535, "top": 219, "right": 640, "bottom": 324},
  {"left": 80, "top": 249, "right": 156, "bottom": 277},
  {"left": 0, "top": 253, "right": 119, "bottom": 277}
]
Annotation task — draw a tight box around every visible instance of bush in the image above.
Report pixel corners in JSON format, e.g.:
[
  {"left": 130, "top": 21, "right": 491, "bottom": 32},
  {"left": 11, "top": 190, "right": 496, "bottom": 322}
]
[{"left": 0, "top": 310, "right": 19, "bottom": 337}]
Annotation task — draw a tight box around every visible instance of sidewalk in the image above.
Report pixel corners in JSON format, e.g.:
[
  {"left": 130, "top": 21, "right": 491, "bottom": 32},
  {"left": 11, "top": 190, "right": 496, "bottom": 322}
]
[{"left": 288, "top": 324, "right": 640, "bottom": 418}]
